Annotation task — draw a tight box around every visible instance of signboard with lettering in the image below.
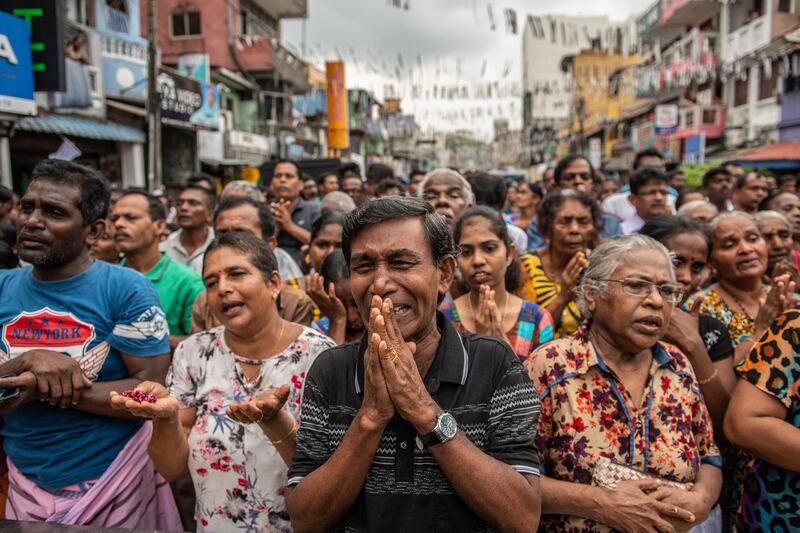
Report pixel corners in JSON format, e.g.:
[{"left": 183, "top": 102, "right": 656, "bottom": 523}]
[
  {"left": 1, "top": 0, "right": 64, "bottom": 92},
  {"left": 157, "top": 67, "right": 219, "bottom": 129},
  {"left": 0, "top": 11, "right": 36, "bottom": 115},
  {"left": 655, "top": 104, "right": 679, "bottom": 136}
]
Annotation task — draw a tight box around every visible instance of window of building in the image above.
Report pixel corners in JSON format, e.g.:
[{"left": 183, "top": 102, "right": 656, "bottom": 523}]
[
  {"left": 759, "top": 61, "right": 779, "bottom": 100},
  {"left": 734, "top": 77, "right": 748, "bottom": 107},
  {"left": 785, "top": 55, "right": 800, "bottom": 93},
  {"left": 778, "top": 0, "right": 794, "bottom": 12},
  {"left": 171, "top": 11, "right": 201, "bottom": 38},
  {"left": 106, "top": 0, "right": 130, "bottom": 33},
  {"left": 66, "top": 0, "right": 91, "bottom": 25}
]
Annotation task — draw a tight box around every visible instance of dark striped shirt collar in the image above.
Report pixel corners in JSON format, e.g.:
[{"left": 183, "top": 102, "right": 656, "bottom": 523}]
[{"left": 354, "top": 312, "right": 469, "bottom": 395}]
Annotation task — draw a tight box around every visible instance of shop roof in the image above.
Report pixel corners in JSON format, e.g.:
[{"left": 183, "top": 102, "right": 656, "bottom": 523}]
[
  {"left": 737, "top": 141, "right": 800, "bottom": 162},
  {"left": 15, "top": 114, "right": 145, "bottom": 144}
]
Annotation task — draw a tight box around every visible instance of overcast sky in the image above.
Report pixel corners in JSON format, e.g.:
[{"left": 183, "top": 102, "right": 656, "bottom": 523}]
[{"left": 283, "top": 0, "right": 651, "bottom": 138}]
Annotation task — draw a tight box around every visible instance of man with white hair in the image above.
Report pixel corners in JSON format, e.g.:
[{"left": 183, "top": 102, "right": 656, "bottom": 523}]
[
  {"left": 320, "top": 190, "right": 357, "bottom": 215},
  {"left": 677, "top": 200, "right": 718, "bottom": 223},
  {"left": 418, "top": 168, "right": 474, "bottom": 229},
  {"left": 220, "top": 180, "right": 261, "bottom": 202}
]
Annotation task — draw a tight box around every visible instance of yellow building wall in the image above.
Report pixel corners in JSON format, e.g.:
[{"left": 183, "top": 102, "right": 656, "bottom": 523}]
[{"left": 571, "top": 50, "right": 643, "bottom": 156}]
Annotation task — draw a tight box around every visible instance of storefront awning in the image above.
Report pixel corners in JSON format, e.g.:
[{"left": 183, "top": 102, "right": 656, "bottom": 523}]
[
  {"left": 15, "top": 114, "right": 145, "bottom": 143},
  {"left": 736, "top": 141, "right": 800, "bottom": 169},
  {"left": 738, "top": 141, "right": 800, "bottom": 161}
]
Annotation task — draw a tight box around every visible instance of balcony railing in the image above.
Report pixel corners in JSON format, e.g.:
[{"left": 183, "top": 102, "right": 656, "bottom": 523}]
[
  {"left": 634, "top": 61, "right": 661, "bottom": 97},
  {"left": 723, "top": 14, "right": 771, "bottom": 64},
  {"left": 235, "top": 35, "right": 274, "bottom": 72},
  {"left": 662, "top": 29, "right": 719, "bottom": 88},
  {"left": 99, "top": 29, "right": 148, "bottom": 100},
  {"left": 99, "top": 31, "right": 147, "bottom": 64}
]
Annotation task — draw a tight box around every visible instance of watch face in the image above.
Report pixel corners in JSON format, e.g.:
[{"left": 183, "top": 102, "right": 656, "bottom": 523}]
[{"left": 439, "top": 413, "right": 458, "bottom": 439}]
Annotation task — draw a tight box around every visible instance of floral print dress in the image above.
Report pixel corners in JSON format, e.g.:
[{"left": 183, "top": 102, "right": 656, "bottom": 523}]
[
  {"left": 685, "top": 289, "right": 755, "bottom": 345},
  {"left": 168, "top": 326, "right": 335, "bottom": 533}
]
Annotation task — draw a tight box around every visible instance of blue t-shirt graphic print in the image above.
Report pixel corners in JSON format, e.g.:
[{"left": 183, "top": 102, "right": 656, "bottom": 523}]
[{"left": 0, "top": 261, "right": 169, "bottom": 491}]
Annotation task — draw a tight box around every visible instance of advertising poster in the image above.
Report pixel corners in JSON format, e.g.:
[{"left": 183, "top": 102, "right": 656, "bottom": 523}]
[{"left": 326, "top": 61, "right": 349, "bottom": 150}]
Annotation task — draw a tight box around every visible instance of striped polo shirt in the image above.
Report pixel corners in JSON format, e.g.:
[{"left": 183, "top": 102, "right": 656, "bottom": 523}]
[{"left": 288, "top": 313, "right": 540, "bottom": 532}]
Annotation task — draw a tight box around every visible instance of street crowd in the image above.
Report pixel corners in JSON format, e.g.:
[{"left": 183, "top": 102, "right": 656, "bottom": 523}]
[{"left": 0, "top": 150, "right": 799, "bottom": 532}]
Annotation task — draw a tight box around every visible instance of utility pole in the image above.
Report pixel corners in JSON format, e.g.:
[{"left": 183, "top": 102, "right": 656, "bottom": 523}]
[{"left": 147, "top": 0, "right": 162, "bottom": 191}]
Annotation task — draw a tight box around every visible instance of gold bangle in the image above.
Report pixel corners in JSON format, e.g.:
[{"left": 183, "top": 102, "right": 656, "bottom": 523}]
[
  {"left": 698, "top": 368, "right": 718, "bottom": 386},
  {"left": 271, "top": 422, "right": 298, "bottom": 445}
]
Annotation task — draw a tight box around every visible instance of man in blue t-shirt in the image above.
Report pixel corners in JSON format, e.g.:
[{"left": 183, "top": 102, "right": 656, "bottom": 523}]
[{"left": 0, "top": 160, "right": 178, "bottom": 528}]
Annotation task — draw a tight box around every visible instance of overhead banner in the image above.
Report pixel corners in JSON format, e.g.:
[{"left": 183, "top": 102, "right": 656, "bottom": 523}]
[
  {"left": 157, "top": 67, "right": 220, "bottom": 129},
  {"left": 326, "top": 61, "right": 349, "bottom": 150},
  {"left": 0, "top": 11, "right": 36, "bottom": 115},
  {"left": 1, "top": 0, "right": 65, "bottom": 92}
]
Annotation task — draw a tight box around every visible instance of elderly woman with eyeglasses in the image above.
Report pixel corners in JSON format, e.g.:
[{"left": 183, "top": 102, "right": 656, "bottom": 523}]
[{"left": 526, "top": 235, "right": 722, "bottom": 533}]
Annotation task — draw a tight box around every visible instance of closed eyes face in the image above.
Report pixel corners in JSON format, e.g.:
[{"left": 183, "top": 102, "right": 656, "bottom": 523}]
[{"left": 348, "top": 218, "right": 453, "bottom": 343}]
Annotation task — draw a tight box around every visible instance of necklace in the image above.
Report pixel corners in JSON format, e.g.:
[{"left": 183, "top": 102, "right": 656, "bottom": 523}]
[
  {"left": 232, "top": 319, "right": 287, "bottom": 366},
  {"left": 467, "top": 291, "right": 509, "bottom": 333},
  {"left": 719, "top": 284, "right": 763, "bottom": 321}
]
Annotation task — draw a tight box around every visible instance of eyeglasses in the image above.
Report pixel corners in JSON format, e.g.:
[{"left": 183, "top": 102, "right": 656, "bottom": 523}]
[{"left": 593, "top": 278, "right": 684, "bottom": 305}]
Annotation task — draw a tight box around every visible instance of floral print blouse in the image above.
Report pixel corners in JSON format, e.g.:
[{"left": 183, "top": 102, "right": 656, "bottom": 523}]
[
  {"left": 736, "top": 309, "right": 800, "bottom": 532},
  {"left": 168, "top": 326, "right": 335, "bottom": 533},
  {"left": 525, "top": 325, "right": 721, "bottom": 532},
  {"left": 685, "top": 289, "right": 755, "bottom": 346}
]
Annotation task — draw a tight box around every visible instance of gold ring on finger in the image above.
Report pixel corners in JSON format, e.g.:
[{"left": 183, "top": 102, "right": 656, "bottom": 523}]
[
  {"left": 390, "top": 349, "right": 399, "bottom": 365},
  {"left": 673, "top": 506, "right": 678, "bottom": 515}
]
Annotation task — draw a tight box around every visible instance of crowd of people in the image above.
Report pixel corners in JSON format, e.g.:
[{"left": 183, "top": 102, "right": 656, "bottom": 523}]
[{"left": 0, "top": 150, "right": 798, "bottom": 532}]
